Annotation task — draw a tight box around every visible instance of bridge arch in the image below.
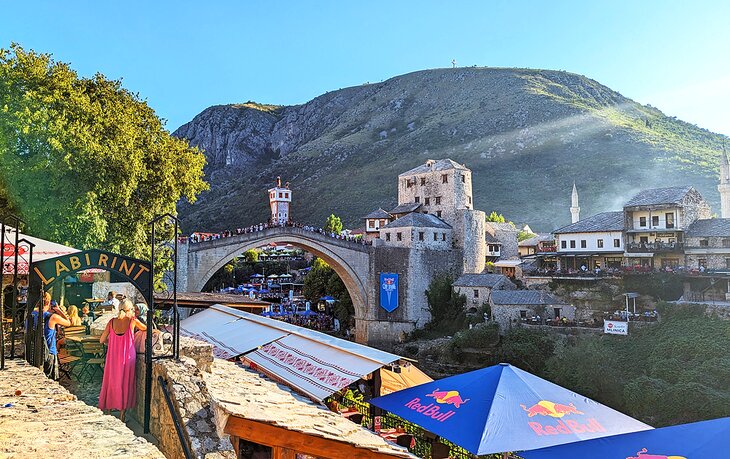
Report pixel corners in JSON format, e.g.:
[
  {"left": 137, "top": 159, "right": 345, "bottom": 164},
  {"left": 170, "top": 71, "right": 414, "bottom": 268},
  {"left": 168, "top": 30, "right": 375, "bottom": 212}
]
[{"left": 185, "top": 228, "right": 371, "bottom": 334}]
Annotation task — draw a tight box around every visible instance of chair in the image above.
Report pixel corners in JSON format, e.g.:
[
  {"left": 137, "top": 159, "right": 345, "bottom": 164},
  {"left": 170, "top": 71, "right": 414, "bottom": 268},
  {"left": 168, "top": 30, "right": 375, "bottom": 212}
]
[
  {"left": 396, "top": 434, "right": 413, "bottom": 448},
  {"left": 431, "top": 442, "right": 451, "bottom": 459},
  {"left": 77, "top": 341, "right": 106, "bottom": 383},
  {"left": 58, "top": 348, "right": 81, "bottom": 379},
  {"left": 63, "top": 325, "right": 86, "bottom": 338}
]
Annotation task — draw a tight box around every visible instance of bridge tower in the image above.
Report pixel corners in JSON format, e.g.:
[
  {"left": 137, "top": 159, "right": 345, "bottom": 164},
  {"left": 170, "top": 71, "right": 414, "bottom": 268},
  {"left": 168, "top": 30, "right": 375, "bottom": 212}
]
[{"left": 268, "top": 177, "right": 291, "bottom": 226}]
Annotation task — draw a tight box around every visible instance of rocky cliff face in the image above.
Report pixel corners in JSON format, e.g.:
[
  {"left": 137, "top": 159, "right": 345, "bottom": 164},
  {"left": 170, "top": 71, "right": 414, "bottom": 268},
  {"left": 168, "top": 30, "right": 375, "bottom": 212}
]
[{"left": 174, "top": 68, "right": 726, "bottom": 233}]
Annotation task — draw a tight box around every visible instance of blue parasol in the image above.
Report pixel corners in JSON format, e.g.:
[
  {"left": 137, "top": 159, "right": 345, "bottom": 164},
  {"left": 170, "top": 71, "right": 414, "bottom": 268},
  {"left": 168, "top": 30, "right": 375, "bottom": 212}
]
[
  {"left": 320, "top": 295, "right": 336, "bottom": 301},
  {"left": 521, "top": 416, "right": 730, "bottom": 459},
  {"left": 369, "top": 363, "right": 651, "bottom": 455}
]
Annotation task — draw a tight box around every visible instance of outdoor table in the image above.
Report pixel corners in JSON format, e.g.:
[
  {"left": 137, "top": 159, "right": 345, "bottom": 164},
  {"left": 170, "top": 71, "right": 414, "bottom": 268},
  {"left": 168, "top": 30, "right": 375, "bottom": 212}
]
[{"left": 65, "top": 334, "right": 99, "bottom": 343}]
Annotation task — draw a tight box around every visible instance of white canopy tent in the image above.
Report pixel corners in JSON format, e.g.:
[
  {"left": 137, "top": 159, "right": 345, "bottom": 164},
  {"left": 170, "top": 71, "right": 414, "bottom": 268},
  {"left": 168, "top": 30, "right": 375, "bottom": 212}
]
[{"left": 2, "top": 226, "right": 79, "bottom": 275}]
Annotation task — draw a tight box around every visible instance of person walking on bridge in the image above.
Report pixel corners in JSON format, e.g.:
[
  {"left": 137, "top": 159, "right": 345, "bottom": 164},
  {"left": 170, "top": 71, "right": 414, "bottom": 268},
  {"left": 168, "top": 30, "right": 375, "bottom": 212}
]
[{"left": 99, "top": 298, "right": 146, "bottom": 422}]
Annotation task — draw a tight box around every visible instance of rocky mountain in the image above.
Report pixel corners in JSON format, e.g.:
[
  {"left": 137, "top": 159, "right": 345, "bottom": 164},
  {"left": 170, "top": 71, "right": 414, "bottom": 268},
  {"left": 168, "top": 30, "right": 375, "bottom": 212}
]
[{"left": 174, "top": 67, "right": 726, "bottom": 233}]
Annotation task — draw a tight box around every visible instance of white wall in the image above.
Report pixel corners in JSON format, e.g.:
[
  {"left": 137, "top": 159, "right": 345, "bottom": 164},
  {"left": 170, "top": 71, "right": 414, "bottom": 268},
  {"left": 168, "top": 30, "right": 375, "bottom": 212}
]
[
  {"left": 556, "top": 231, "right": 624, "bottom": 252},
  {"left": 629, "top": 208, "right": 680, "bottom": 230}
]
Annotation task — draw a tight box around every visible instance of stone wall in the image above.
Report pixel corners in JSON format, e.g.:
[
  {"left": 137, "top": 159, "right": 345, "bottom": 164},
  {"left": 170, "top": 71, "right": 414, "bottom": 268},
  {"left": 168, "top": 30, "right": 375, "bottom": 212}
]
[
  {"left": 490, "top": 303, "right": 576, "bottom": 331},
  {"left": 485, "top": 222, "right": 519, "bottom": 259},
  {"left": 134, "top": 337, "right": 233, "bottom": 459},
  {"left": 454, "top": 209, "right": 486, "bottom": 273},
  {"left": 92, "top": 281, "right": 141, "bottom": 304}
]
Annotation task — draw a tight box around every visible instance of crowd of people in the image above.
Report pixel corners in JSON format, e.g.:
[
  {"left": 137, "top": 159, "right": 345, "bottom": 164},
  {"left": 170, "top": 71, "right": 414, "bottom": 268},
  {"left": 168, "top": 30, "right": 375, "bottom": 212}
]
[{"left": 185, "top": 220, "right": 371, "bottom": 245}]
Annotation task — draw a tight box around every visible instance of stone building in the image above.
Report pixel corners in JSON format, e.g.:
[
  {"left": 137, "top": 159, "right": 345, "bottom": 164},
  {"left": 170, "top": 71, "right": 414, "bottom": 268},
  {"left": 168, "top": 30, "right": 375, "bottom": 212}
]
[
  {"left": 623, "top": 186, "right": 711, "bottom": 269},
  {"left": 268, "top": 177, "right": 292, "bottom": 226},
  {"left": 362, "top": 208, "right": 391, "bottom": 242},
  {"left": 453, "top": 273, "right": 516, "bottom": 311},
  {"left": 489, "top": 290, "right": 572, "bottom": 331},
  {"left": 553, "top": 211, "right": 625, "bottom": 271},
  {"left": 485, "top": 222, "right": 519, "bottom": 259},
  {"left": 684, "top": 218, "right": 730, "bottom": 271},
  {"left": 379, "top": 213, "right": 452, "bottom": 250}
]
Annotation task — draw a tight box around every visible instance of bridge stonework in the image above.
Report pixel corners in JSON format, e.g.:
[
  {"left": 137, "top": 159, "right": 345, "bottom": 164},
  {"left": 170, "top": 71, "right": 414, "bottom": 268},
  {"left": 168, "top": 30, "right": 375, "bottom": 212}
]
[{"left": 178, "top": 227, "right": 460, "bottom": 347}]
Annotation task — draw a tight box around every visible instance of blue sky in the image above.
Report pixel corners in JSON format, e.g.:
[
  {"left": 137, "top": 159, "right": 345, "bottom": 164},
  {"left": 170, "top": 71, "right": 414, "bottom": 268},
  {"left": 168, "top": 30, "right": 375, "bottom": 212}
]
[{"left": 2, "top": 1, "right": 729, "bottom": 135}]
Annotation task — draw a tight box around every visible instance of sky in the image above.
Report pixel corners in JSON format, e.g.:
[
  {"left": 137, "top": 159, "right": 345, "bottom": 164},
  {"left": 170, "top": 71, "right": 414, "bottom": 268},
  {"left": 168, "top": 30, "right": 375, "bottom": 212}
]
[{"left": 1, "top": 1, "right": 729, "bottom": 135}]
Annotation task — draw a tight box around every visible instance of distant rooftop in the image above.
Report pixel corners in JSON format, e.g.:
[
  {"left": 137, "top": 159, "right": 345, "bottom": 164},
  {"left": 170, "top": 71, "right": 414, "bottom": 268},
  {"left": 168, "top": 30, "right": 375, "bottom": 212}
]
[
  {"left": 363, "top": 208, "right": 392, "bottom": 220},
  {"left": 553, "top": 211, "right": 624, "bottom": 234},
  {"left": 486, "top": 222, "right": 518, "bottom": 232},
  {"left": 624, "top": 186, "right": 695, "bottom": 208},
  {"left": 399, "top": 158, "right": 469, "bottom": 176},
  {"left": 389, "top": 202, "right": 422, "bottom": 215},
  {"left": 490, "top": 290, "right": 567, "bottom": 306},
  {"left": 382, "top": 212, "right": 451, "bottom": 229},
  {"left": 518, "top": 233, "right": 554, "bottom": 247},
  {"left": 454, "top": 273, "right": 513, "bottom": 288},
  {"left": 686, "top": 218, "right": 730, "bottom": 237}
]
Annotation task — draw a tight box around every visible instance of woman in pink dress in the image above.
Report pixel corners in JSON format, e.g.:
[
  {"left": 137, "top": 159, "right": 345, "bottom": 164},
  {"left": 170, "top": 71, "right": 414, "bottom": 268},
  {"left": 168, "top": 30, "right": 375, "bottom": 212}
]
[{"left": 99, "top": 298, "right": 147, "bottom": 421}]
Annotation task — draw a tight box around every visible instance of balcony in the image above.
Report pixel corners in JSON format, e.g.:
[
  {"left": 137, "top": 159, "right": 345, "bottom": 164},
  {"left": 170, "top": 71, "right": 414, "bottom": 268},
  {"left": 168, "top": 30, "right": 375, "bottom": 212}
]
[{"left": 626, "top": 241, "right": 683, "bottom": 253}]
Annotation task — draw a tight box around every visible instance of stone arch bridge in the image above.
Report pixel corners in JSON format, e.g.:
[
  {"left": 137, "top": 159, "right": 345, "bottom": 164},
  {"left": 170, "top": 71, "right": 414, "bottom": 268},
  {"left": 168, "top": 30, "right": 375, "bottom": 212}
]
[{"left": 178, "top": 226, "right": 437, "bottom": 345}]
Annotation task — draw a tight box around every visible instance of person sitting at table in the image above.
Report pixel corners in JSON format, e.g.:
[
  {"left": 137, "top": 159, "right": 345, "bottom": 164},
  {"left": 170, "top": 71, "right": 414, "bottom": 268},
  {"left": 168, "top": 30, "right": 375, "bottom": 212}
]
[
  {"left": 80, "top": 305, "right": 95, "bottom": 323},
  {"left": 100, "top": 291, "right": 120, "bottom": 313},
  {"left": 31, "top": 293, "right": 71, "bottom": 380},
  {"left": 67, "top": 305, "right": 83, "bottom": 326},
  {"left": 99, "top": 298, "right": 147, "bottom": 422}
]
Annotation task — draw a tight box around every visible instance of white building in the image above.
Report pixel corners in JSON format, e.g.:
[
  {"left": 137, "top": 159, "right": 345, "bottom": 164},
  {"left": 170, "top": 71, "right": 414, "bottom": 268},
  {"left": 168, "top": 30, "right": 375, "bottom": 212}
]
[
  {"left": 553, "top": 211, "right": 625, "bottom": 271},
  {"left": 379, "top": 213, "right": 452, "bottom": 250},
  {"left": 268, "top": 177, "right": 291, "bottom": 226},
  {"left": 361, "top": 208, "right": 391, "bottom": 242}
]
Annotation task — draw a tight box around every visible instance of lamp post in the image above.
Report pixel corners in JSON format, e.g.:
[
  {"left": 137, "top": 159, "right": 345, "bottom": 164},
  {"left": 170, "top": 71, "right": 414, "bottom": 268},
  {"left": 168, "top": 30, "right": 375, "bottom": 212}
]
[{"left": 0, "top": 214, "right": 25, "bottom": 370}]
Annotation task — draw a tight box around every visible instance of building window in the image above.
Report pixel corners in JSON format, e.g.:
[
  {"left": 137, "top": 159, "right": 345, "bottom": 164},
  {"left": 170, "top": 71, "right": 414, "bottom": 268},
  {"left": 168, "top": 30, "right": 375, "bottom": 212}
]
[
  {"left": 639, "top": 217, "right": 646, "bottom": 227},
  {"left": 520, "top": 310, "right": 527, "bottom": 318},
  {"left": 436, "top": 210, "right": 442, "bottom": 218},
  {"left": 415, "top": 197, "right": 420, "bottom": 203},
  {"left": 461, "top": 174, "right": 465, "bottom": 183},
  {"left": 368, "top": 220, "right": 375, "bottom": 229},
  {"left": 561, "top": 240, "right": 567, "bottom": 249},
  {"left": 435, "top": 196, "right": 441, "bottom": 205},
  {"left": 278, "top": 193, "right": 283, "bottom": 198},
  {"left": 652, "top": 215, "right": 659, "bottom": 227},
  {"left": 597, "top": 239, "right": 604, "bottom": 248},
  {"left": 419, "top": 232, "right": 424, "bottom": 241},
  {"left": 406, "top": 180, "right": 412, "bottom": 188},
  {"left": 396, "top": 232, "right": 402, "bottom": 241},
  {"left": 385, "top": 233, "right": 390, "bottom": 241},
  {"left": 425, "top": 197, "right": 430, "bottom": 206},
  {"left": 570, "top": 240, "right": 576, "bottom": 248},
  {"left": 442, "top": 174, "right": 448, "bottom": 183},
  {"left": 420, "top": 177, "right": 426, "bottom": 186},
  {"left": 473, "top": 289, "right": 479, "bottom": 298},
  {"left": 468, "top": 196, "right": 472, "bottom": 204},
  {"left": 700, "top": 239, "right": 709, "bottom": 247},
  {"left": 580, "top": 240, "right": 587, "bottom": 248},
  {"left": 698, "top": 257, "right": 707, "bottom": 268},
  {"left": 434, "top": 232, "right": 438, "bottom": 241},
  {"left": 726, "top": 258, "right": 730, "bottom": 269},
  {"left": 614, "top": 238, "right": 621, "bottom": 248},
  {"left": 723, "top": 239, "right": 730, "bottom": 248},
  {"left": 666, "top": 213, "right": 674, "bottom": 228},
  {"left": 442, "top": 233, "right": 446, "bottom": 241}
]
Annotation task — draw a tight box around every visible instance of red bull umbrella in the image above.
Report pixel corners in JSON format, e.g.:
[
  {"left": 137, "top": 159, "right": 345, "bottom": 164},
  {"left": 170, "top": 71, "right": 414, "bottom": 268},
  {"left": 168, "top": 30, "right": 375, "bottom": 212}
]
[
  {"left": 369, "top": 363, "right": 652, "bottom": 455},
  {"left": 520, "top": 416, "right": 730, "bottom": 459}
]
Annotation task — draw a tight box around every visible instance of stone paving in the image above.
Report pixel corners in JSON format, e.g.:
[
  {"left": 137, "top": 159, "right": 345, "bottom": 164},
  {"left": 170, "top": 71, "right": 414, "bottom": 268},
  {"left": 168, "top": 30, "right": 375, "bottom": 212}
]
[{"left": 0, "top": 360, "right": 164, "bottom": 459}]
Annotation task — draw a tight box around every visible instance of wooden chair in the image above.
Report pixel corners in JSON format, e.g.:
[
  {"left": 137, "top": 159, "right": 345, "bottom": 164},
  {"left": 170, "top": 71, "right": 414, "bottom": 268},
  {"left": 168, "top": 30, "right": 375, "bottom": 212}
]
[
  {"left": 78, "top": 341, "right": 106, "bottom": 383},
  {"left": 63, "top": 325, "right": 86, "bottom": 338},
  {"left": 58, "top": 348, "right": 81, "bottom": 379}
]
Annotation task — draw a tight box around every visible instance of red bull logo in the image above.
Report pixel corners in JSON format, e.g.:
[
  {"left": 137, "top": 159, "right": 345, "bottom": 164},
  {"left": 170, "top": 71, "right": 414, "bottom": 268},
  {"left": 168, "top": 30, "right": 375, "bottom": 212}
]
[
  {"left": 626, "top": 448, "right": 686, "bottom": 459},
  {"left": 403, "top": 388, "right": 468, "bottom": 423},
  {"left": 520, "top": 400, "right": 606, "bottom": 436}
]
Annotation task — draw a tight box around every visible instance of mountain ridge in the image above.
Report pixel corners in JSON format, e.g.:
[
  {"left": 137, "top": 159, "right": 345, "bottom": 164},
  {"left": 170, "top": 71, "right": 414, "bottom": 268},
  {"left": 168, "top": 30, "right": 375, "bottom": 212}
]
[{"left": 174, "top": 67, "right": 726, "bottom": 233}]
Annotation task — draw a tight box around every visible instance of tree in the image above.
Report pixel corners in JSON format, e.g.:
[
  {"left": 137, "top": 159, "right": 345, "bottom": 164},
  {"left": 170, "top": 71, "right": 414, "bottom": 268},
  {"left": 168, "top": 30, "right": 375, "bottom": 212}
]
[
  {"left": 424, "top": 274, "right": 466, "bottom": 333},
  {"left": 486, "top": 211, "right": 506, "bottom": 223},
  {"left": 243, "top": 249, "right": 259, "bottom": 263},
  {"left": 303, "top": 257, "right": 354, "bottom": 333},
  {"left": 0, "top": 45, "right": 207, "bottom": 262},
  {"left": 323, "top": 214, "right": 343, "bottom": 234},
  {"left": 518, "top": 229, "right": 537, "bottom": 242}
]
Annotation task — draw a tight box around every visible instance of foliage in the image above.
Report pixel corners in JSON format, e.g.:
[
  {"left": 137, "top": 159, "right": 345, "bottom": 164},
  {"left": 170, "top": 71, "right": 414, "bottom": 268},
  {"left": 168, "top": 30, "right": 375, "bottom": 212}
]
[
  {"left": 448, "top": 323, "right": 500, "bottom": 351},
  {"left": 242, "top": 249, "right": 259, "bottom": 263},
  {"left": 544, "top": 303, "right": 730, "bottom": 426},
  {"left": 517, "top": 229, "right": 537, "bottom": 242},
  {"left": 498, "top": 327, "right": 557, "bottom": 375},
  {"left": 623, "top": 273, "right": 685, "bottom": 301},
  {"left": 423, "top": 274, "right": 467, "bottom": 335},
  {"left": 0, "top": 45, "right": 207, "bottom": 265},
  {"left": 486, "top": 211, "right": 506, "bottom": 223},
  {"left": 323, "top": 213, "right": 343, "bottom": 234},
  {"left": 302, "top": 257, "right": 354, "bottom": 331}
]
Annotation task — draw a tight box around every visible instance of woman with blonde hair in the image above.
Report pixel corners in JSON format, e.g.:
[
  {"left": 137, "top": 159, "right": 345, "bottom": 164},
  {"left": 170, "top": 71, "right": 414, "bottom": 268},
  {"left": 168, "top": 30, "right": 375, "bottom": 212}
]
[
  {"left": 67, "top": 305, "right": 82, "bottom": 326},
  {"left": 98, "top": 298, "right": 146, "bottom": 421}
]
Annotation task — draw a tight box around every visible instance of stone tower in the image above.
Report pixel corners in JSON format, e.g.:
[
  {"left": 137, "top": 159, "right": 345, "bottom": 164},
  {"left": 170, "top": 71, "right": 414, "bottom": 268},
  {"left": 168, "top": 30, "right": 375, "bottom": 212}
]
[
  {"left": 719, "top": 147, "right": 730, "bottom": 218},
  {"left": 268, "top": 177, "right": 291, "bottom": 226},
  {"left": 570, "top": 183, "right": 580, "bottom": 223}
]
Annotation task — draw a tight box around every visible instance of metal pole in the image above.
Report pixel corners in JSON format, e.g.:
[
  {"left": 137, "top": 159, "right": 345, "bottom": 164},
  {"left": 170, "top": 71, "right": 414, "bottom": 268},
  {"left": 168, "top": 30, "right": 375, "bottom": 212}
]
[
  {"left": 0, "top": 221, "right": 6, "bottom": 370},
  {"left": 144, "top": 222, "right": 155, "bottom": 433},
  {"left": 35, "top": 284, "right": 45, "bottom": 369},
  {"left": 10, "top": 221, "right": 21, "bottom": 359},
  {"left": 173, "top": 218, "right": 179, "bottom": 361},
  {"left": 24, "top": 243, "right": 33, "bottom": 365}
]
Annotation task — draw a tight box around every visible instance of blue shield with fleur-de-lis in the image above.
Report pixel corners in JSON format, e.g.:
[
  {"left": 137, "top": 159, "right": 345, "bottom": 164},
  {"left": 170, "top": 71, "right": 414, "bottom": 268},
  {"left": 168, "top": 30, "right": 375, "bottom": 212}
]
[{"left": 379, "top": 273, "right": 399, "bottom": 312}]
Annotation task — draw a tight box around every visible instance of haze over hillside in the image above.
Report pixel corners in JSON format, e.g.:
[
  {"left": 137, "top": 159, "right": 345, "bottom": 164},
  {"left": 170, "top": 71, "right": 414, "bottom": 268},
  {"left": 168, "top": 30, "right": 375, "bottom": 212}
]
[{"left": 174, "top": 67, "right": 727, "bottom": 233}]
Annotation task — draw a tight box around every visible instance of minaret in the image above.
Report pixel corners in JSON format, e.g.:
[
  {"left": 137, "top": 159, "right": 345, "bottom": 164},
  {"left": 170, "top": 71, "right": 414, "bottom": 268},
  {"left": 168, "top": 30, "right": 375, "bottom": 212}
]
[
  {"left": 570, "top": 182, "right": 580, "bottom": 223},
  {"left": 719, "top": 146, "right": 730, "bottom": 218},
  {"left": 268, "top": 177, "right": 292, "bottom": 226}
]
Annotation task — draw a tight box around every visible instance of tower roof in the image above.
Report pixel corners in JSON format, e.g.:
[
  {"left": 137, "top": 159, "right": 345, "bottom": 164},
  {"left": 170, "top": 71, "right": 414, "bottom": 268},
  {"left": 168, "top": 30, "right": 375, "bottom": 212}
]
[{"left": 399, "top": 159, "right": 469, "bottom": 176}]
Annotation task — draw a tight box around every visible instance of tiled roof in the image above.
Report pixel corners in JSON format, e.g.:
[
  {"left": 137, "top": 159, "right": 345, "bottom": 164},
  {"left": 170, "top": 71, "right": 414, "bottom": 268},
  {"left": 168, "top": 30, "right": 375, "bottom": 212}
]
[
  {"left": 454, "top": 273, "right": 513, "bottom": 288},
  {"left": 389, "top": 202, "right": 422, "bottom": 215},
  {"left": 399, "top": 158, "right": 469, "bottom": 176},
  {"left": 686, "top": 218, "right": 730, "bottom": 237},
  {"left": 381, "top": 212, "right": 451, "bottom": 229},
  {"left": 624, "top": 186, "right": 694, "bottom": 207},
  {"left": 486, "top": 222, "right": 518, "bottom": 232},
  {"left": 553, "top": 211, "right": 624, "bottom": 234},
  {"left": 518, "top": 233, "right": 553, "bottom": 247},
  {"left": 363, "top": 208, "right": 392, "bottom": 219},
  {"left": 490, "top": 290, "right": 567, "bottom": 306},
  {"left": 206, "top": 359, "right": 417, "bottom": 458},
  {"left": 485, "top": 232, "right": 501, "bottom": 243}
]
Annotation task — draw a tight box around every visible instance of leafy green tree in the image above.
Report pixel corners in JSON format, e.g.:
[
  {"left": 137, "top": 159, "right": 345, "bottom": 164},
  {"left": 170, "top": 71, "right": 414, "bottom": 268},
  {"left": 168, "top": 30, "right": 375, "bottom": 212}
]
[
  {"left": 243, "top": 249, "right": 259, "bottom": 263},
  {"left": 424, "top": 274, "right": 466, "bottom": 333},
  {"left": 303, "top": 257, "right": 354, "bottom": 333},
  {"left": 517, "top": 229, "right": 537, "bottom": 242},
  {"left": 486, "top": 211, "right": 506, "bottom": 223},
  {"left": 323, "top": 214, "right": 343, "bottom": 234},
  {"left": 0, "top": 45, "right": 207, "bottom": 262}
]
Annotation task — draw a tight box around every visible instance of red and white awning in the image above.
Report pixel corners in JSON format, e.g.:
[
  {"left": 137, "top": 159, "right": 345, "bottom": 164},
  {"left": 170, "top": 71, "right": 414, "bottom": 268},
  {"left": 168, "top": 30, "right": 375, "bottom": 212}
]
[{"left": 2, "top": 227, "right": 79, "bottom": 275}]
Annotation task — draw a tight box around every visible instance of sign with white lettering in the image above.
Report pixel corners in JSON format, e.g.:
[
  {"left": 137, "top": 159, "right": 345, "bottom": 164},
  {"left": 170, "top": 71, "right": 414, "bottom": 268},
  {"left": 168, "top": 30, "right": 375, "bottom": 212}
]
[{"left": 604, "top": 320, "right": 628, "bottom": 335}]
